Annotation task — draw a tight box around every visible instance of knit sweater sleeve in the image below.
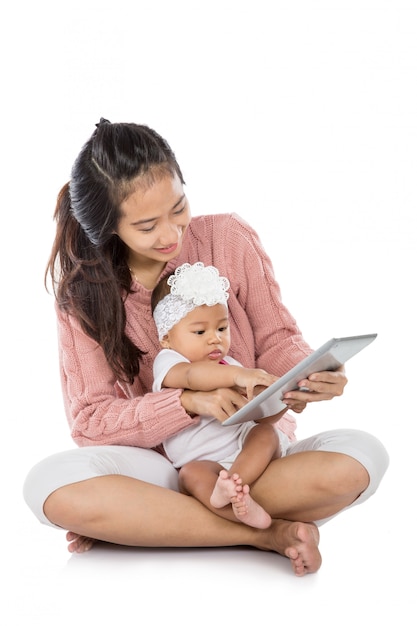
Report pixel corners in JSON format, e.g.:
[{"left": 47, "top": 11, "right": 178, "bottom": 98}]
[
  {"left": 227, "top": 213, "right": 313, "bottom": 374},
  {"left": 56, "top": 306, "right": 194, "bottom": 448}
]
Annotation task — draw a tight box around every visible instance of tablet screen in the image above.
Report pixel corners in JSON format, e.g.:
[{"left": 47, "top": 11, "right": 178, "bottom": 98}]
[{"left": 222, "top": 334, "right": 377, "bottom": 426}]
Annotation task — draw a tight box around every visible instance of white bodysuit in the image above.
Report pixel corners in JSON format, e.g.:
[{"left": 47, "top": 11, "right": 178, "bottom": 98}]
[{"left": 152, "top": 349, "right": 259, "bottom": 469}]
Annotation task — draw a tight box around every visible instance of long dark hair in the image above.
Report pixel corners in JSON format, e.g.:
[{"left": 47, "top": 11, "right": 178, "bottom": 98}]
[{"left": 46, "top": 119, "right": 185, "bottom": 383}]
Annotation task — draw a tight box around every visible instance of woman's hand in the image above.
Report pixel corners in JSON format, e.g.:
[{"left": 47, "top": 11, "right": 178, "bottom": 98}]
[
  {"left": 283, "top": 366, "right": 348, "bottom": 406},
  {"left": 282, "top": 397, "right": 308, "bottom": 414},
  {"left": 181, "top": 388, "right": 249, "bottom": 423}
]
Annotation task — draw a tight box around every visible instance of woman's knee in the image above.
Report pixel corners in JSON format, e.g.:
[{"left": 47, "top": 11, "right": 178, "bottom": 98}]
[
  {"left": 334, "top": 452, "right": 370, "bottom": 495},
  {"left": 311, "top": 428, "right": 389, "bottom": 502},
  {"left": 43, "top": 483, "right": 79, "bottom": 528},
  {"left": 333, "top": 429, "right": 390, "bottom": 490},
  {"left": 23, "top": 446, "right": 180, "bottom": 528},
  {"left": 296, "top": 428, "right": 389, "bottom": 486}
]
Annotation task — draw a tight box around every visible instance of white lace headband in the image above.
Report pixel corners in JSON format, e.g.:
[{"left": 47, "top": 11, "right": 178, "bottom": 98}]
[{"left": 153, "top": 262, "right": 230, "bottom": 340}]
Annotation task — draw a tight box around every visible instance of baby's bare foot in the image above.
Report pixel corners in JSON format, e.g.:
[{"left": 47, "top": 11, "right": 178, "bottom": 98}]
[
  {"left": 210, "top": 470, "right": 242, "bottom": 508},
  {"left": 231, "top": 484, "right": 272, "bottom": 529}
]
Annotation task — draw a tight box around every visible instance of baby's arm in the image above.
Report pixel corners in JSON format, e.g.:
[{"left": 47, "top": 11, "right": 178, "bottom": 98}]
[{"left": 162, "top": 361, "right": 277, "bottom": 399}]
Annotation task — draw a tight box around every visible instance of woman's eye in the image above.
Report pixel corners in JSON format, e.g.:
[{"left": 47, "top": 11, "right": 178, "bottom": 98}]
[{"left": 174, "top": 205, "right": 186, "bottom": 215}]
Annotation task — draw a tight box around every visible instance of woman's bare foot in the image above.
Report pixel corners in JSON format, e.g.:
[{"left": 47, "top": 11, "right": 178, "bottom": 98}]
[
  {"left": 231, "top": 484, "right": 272, "bottom": 529},
  {"left": 210, "top": 470, "right": 242, "bottom": 508},
  {"left": 63, "top": 512, "right": 321, "bottom": 576},
  {"left": 66, "top": 531, "right": 97, "bottom": 554},
  {"left": 265, "top": 519, "right": 322, "bottom": 576}
]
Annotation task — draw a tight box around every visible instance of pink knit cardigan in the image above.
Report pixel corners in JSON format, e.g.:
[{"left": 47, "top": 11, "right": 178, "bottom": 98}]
[{"left": 57, "top": 213, "right": 312, "bottom": 449}]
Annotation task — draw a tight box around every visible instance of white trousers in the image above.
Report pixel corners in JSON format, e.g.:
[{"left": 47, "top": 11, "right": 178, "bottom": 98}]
[{"left": 23, "top": 428, "right": 389, "bottom": 529}]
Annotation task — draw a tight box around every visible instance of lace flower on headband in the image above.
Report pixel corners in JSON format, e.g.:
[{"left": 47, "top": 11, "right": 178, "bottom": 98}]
[{"left": 153, "top": 262, "right": 230, "bottom": 340}]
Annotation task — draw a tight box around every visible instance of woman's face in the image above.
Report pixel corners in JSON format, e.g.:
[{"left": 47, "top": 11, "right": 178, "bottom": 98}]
[{"left": 117, "top": 173, "right": 191, "bottom": 267}]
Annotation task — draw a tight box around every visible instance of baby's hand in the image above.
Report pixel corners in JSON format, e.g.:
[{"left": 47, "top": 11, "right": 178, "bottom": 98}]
[{"left": 234, "top": 368, "right": 278, "bottom": 401}]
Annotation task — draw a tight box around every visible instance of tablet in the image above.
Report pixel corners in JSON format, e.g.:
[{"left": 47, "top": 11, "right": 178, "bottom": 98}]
[{"left": 222, "top": 333, "right": 377, "bottom": 426}]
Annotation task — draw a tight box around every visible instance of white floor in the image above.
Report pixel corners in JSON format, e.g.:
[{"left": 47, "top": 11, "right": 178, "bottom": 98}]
[{"left": 3, "top": 1, "right": 416, "bottom": 623}]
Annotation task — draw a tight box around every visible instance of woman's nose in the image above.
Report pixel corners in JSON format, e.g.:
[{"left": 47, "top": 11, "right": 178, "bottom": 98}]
[{"left": 158, "top": 220, "right": 179, "bottom": 244}]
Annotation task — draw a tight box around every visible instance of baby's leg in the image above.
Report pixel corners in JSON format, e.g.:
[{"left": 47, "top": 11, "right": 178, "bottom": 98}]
[
  {"left": 179, "top": 461, "right": 265, "bottom": 526},
  {"left": 219, "top": 424, "right": 278, "bottom": 529},
  {"left": 230, "top": 423, "right": 280, "bottom": 486},
  {"left": 179, "top": 460, "right": 236, "bottom": 519}
]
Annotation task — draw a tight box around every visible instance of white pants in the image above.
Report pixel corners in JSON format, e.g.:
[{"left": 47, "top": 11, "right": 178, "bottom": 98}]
[{"left": 23, "top": 428, "right": 389, "bottom": 529}]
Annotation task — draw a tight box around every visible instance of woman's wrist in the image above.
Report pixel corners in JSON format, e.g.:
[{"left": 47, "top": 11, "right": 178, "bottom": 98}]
[{"left": 180, "top": 390, "right": 197, "bottom": 417}]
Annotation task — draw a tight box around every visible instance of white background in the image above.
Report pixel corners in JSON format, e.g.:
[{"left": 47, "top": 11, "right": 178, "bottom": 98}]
[{"left": 2, "top": 1, "right": 416, "bottom": 624}]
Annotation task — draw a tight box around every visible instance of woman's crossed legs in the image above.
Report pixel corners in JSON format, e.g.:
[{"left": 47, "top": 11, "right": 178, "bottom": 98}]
[{"left": 23, "top": 429, "right": 389, "bottom": 577}]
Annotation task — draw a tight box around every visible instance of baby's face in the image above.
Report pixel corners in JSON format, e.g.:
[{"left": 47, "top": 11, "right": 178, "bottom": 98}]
[{"left": 162, "top": 303, "right": 231, "bottom": 362}]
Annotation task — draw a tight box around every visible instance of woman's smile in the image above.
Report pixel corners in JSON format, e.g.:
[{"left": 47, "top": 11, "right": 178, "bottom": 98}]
[{"left": 154, "top": 241, "right": 179, "bottom": 255}]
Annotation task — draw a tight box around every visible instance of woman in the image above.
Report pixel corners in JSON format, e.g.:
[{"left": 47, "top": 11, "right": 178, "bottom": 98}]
[{"left": 23, "top": 119, "right": 389, "bottom": 577}]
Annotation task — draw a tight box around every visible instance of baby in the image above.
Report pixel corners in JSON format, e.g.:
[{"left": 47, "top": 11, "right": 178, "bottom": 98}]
[{"left": 152, "top": 262, "right": 287, "bottom": 528}]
